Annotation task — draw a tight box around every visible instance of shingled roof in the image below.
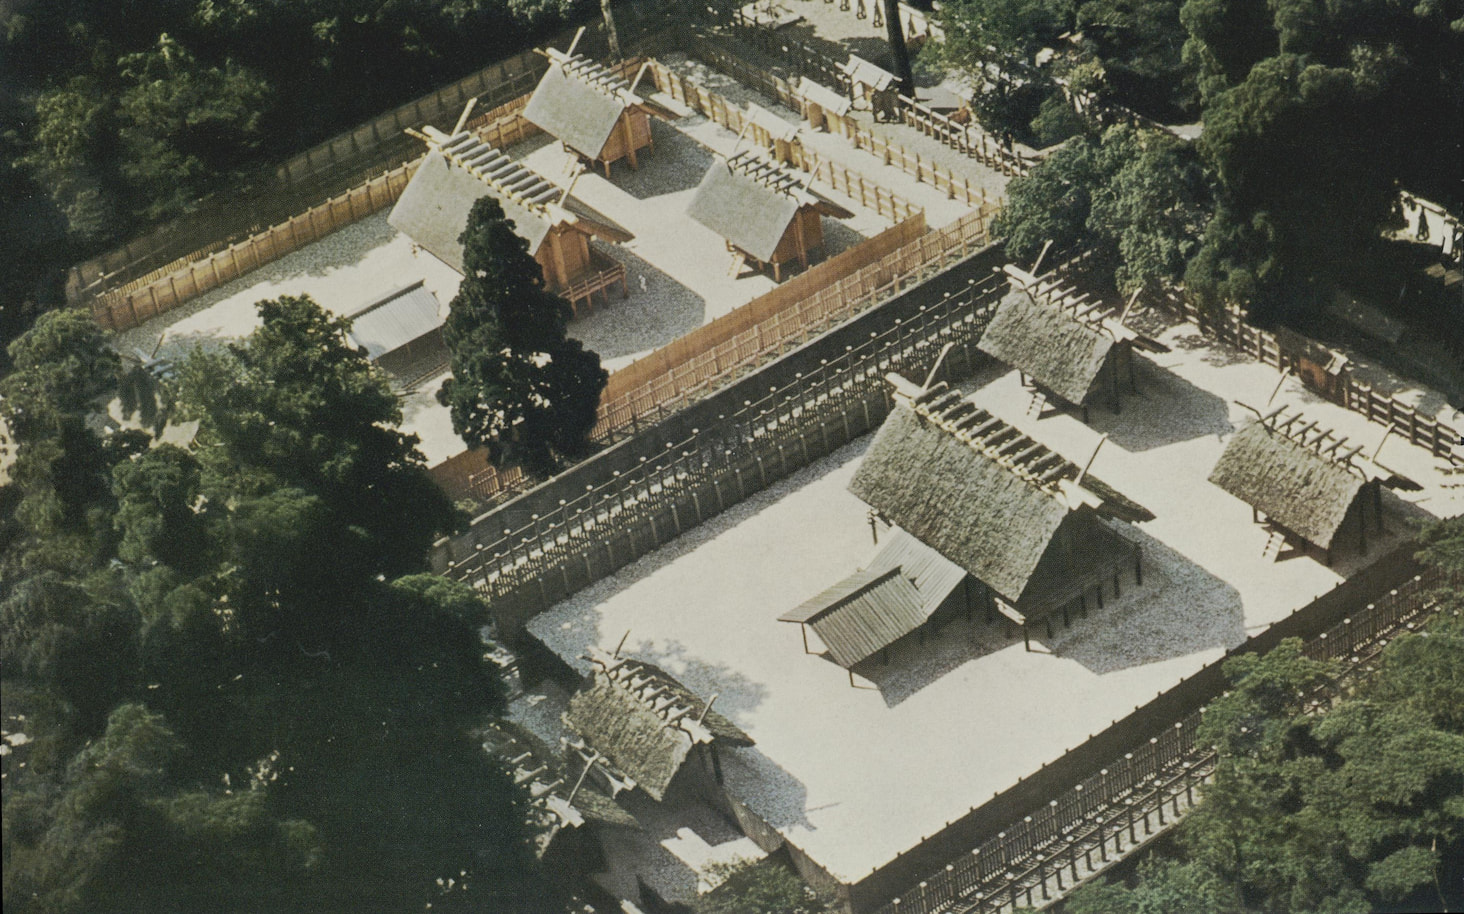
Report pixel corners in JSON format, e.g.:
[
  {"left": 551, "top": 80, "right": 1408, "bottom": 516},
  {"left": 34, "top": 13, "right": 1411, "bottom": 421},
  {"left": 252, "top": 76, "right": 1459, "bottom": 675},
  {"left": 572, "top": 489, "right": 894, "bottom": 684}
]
[
  {"left": 686, "top": 151, "right": 852, "bottom": 263},
  {"left": 524, "top": 63, "right": 629, "bottom": 159},
  {"left": 1209, "top": 419, "right": 1369, "bottom": 550},
  {"left": 388, "top": 129, "right": 631, "bottom": 274},
  {"left": 780, "top": 529, "right": 966, "bottom": 669},
  {"left": 978, "top": 290, "right": 1117, "bottom": 405},
  {"left": 849, "top": 381, "right": 1152, "bottom": 603},
  {"left": 564, "top": 652, "right": 752, "bottom": 802}
]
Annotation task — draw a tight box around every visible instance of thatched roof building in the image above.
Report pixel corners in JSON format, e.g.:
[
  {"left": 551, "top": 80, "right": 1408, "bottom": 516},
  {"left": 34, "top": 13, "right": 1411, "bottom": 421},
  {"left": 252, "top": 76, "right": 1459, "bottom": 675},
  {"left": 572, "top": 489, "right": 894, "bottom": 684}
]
[
  {"left": 1208, "top": 407, "right": 1403, "bottom": 562},
  {"left": 390, "top": 127, "right": 632, "bottom": 310},
  {"left": 522, "top": 50, "right": 674, "bottom": 175},
  {"left": 979, "top": 291, "right": 1119, "bottom": 407},
  {"left": 686, "top": 150, "right": 853, "bottom": 280},
  {"left": 564, "top": 650, "right": 753, "bottom": 802},
  {"left": 846, "top": 376, "right": 1150, "bottom": 643}
]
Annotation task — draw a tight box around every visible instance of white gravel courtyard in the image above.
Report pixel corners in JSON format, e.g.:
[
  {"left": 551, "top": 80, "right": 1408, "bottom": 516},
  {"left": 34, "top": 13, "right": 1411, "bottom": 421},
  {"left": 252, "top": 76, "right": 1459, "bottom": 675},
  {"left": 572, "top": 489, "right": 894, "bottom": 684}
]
[{"left": 527, "top": 307, "right": 1460, "bottom": 886}]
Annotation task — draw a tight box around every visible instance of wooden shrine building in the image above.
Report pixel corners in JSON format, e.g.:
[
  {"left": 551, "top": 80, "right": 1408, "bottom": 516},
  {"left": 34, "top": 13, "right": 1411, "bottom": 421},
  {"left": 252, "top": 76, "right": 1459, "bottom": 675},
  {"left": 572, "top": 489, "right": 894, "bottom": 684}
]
[
  {"left": 480, "top": 720, "right": 638, "bottom": 869},
  {"left": 343, "top": 279, "right": 446, "bottom": 378},
  {"left": 686, "top": 150, "right": 853, "bottom": 280},
  {"left": 798, "top": 77, "right": 853, "bottom": 134},
  {"left": 1208, "top": 406, "right": 1415, "bottom": 564},
  {"left": 564, "top": 649, "right": 754, "bottom": 804},
  {"left": 522, "top": 45, "right": 673, "bottom": 176},
  {"left": 977, "top": 265, "right": 1168, "bottom": 420},
  {"left": 833, "top": 374, "right": 1154, "bottom": 655},
  {"left": 390, "top": 126, "right": 633, "bottom": 311},
  {"left": 780, "top": 527, "right": 970, "bottom": 683}
]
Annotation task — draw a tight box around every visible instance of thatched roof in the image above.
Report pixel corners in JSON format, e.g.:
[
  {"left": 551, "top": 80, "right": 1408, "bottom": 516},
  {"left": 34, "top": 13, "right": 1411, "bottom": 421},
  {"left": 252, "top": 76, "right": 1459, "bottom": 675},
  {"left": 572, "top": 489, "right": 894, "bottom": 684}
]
[
  {"left": 849, "top": 383, "right": 1152, "bottom": 603},
  {"left": 388, "top": 131, "right": 631, "bottom": 274},
  {"left": 563, "top": 653, "right": 752, "bottom": 802},
  {"left": 686, "top": 151, "right": 852, "bottom": 263},
  {"left": 978, "top": 290, "right": 1117, "bottom": 405},
  {"left": 1209, "top": 419, "right": 1368, "bottom": 549},
  {"left": 480, "top": 720, "right": 638, "bottom": 858}
]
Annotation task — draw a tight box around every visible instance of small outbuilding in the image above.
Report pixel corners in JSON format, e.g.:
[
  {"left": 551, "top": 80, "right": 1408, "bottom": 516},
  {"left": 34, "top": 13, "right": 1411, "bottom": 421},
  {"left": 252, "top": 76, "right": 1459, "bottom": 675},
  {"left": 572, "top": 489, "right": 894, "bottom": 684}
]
[
  {"left": 1208, "top": 407, "right": 1412, "bottom": 564},
  {"left": 343, "top": 280, "right": 446, "bottom": 379},
  {"left": 522, "top": 46, "right": 674, "bottom": 176},
  {"left": 842, "top": 374, "right": 1154, "bottom": 653},
  {"left": 480, "top": 720, "right": 638, "bottom": 869},
  {"left": 979, "top": 267, "right": 1167, "bottom": 420},
  {"left": 390, "top": 127, "right": 633, "bottom": 312},
  {"left": 564, "top": 649, "right": 754, "bottom": 804},
  {"left": 686, "top": 150, "right": 854, "bottom": 280},
  {"left": 798, "top": 77, "right": 853, "bottom": 134}
]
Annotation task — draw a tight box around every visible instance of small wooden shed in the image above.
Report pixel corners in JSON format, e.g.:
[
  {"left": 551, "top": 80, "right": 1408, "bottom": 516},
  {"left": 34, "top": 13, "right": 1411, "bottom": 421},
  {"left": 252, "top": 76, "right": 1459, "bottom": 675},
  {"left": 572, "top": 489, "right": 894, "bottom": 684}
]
[
  {"left": 564, "top": 649, "right": 754, "bottom": 804},
  {"left": 522, "top": 49, "right": 674, "bottom": 177},
  {"left": 841, "top": 55, "right": 898, "bottom": 120},
  {"left": 978, "top": 267, "right": 1168, "bottom": 420},
  {"left": 480, "top": 720, "right": 638, "bottom": 870},
  {"left": 390, "top": 127, "right": 633, "bottom": 312},
  {"left": 844, "top": 374, "right": 1154, "bottom": 652},
  {"left": 686, "top": 151, "right": 853, "bottom": 280},
  {"left": 343, "top": 280, "right": 446, "bottom": 378},
  {"left": 1208, "top": 407, "right": 1411, "bottom": 564},
  {"left": 798, "top": 77, "right": 853, "bottom": 134}
]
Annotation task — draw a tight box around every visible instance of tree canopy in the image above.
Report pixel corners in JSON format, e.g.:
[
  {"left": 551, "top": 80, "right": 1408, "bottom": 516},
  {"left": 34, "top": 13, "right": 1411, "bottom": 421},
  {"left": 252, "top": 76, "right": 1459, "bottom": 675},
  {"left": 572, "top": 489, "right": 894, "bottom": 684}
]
[
  {"left": 2, "top": 296, "right": 554, "bottom": 913},
  {"left": 1064, "top": 516, "right": 1464, "bottom": 914},
  {"left": 437, "top": 197, "right": 608, "bottom": 476}
]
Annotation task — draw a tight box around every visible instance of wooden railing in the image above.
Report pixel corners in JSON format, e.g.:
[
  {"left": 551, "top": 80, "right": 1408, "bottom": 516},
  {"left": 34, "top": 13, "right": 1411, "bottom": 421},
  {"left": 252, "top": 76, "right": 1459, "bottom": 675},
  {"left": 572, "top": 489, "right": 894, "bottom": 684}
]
[{"left": 867, "top": 568, "right": 1457, "bottom": 914}]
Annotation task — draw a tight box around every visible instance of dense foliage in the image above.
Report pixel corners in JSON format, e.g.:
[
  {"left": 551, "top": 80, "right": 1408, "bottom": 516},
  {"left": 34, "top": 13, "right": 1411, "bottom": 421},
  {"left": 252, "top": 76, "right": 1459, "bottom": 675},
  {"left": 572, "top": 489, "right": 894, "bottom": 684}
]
[
  {"left": 1, "top": 299, "right": 555, "bottom": 913},
  {"left": 438, "top": 197, "right": 609, "bottom": 476},
  {"left": 943, "top": 0, "right": 1463, "bottom": 326},
  {"left": 693, "top": 857, "right": 840, "bottom": 914},
  {"left": 1064, "top": 517, "right": 1464, "bottom": 914},
  {"left": 994, "top": 124, "right": 1209, "bottom": 294},
  {"left": 0, "top": 0, "right": 589, "bottom": 365}
]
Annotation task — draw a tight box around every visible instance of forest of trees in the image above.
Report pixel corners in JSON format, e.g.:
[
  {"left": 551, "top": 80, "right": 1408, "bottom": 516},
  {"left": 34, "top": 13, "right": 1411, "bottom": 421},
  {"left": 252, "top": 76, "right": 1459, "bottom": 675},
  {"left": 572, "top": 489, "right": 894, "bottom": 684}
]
[
  {"left": 0, "top": 0, "right": 592, "bottom": 367},
  {"left": 1062, "top": 518, "right": 1464, "bottom": 914},
  {"left": 1, "top": 302, "right": 559, "bottom": 912},
  {"left": 946, "top": 0, "right": 1463, "bottom": 328}
]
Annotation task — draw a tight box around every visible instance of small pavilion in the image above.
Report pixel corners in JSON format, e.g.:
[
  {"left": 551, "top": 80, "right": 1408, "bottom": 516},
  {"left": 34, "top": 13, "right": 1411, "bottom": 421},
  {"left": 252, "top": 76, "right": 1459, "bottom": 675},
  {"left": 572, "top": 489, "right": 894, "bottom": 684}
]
[
  {"left": 343, "top": 279, "right": 446, "bottom": 378},
  {"left": 825, "top": 374, "right": 1153, "bottom": 658},
  {"left": 563, "top": 648, "right": 754, "bottom": 804},
  {"left": 798, "top": 77, "right": 853, "bottom": 134},
  {"left": 978, "top": 265, "right": 1167, "bottom": 420},
  {"left": 1208, "top": 406, "right": 1415, "bottom": 564},
  {"left": 686, "top": 150, "right": 853, "bottom": 281},
  {"left": 390, "top": 126, "right": 633, "bottom": 312},
  {"left": 522, "top": 44, "right": 674, "bottom": 176}
]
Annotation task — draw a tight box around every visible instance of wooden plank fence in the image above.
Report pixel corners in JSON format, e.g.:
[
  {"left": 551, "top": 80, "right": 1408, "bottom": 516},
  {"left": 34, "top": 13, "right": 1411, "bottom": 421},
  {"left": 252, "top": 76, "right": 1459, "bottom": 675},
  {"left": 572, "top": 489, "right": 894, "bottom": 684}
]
[
  {"left": 90, "top": 161, "right": 419, "bottom": 332},
  {"left": 436, "top": 206, "right": 993, "bottom": 505},
  {"left": 643, "top": 59, "right": 926, "bottom": 219},
  {"left": 863, "top": 565, "right": 1457, "bottom": 914},
  {"left": 1144, "top": 286, "right": 1464, "bottom": 467}
]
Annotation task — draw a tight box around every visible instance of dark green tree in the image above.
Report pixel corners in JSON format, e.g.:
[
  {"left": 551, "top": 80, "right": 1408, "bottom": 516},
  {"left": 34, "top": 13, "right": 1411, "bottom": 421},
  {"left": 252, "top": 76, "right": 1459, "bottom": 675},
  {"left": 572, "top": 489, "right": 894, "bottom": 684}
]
[
  {"left": 438, "top": 197, "right": 608, "bottom": 476},
  {"left": 694, "top": 857, "right": 839, "bottom": 914}
]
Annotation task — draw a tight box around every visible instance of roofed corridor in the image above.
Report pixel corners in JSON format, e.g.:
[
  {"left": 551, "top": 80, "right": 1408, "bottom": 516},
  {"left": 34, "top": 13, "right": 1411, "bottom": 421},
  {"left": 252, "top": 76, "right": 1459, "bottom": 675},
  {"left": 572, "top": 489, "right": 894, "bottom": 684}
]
[{"left": 526, "top": 296, "right": 1461, "bottom": 887}]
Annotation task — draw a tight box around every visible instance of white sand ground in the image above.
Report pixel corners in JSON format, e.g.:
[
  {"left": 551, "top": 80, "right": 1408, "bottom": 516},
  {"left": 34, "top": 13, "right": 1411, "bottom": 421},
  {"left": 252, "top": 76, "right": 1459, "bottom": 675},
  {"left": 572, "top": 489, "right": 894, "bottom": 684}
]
[
  {"left": 527, "top": 307, "right": 1461, "bottom": 886},
  {"left": 107, "top": 88, "right": 965, "bottom": 466}
]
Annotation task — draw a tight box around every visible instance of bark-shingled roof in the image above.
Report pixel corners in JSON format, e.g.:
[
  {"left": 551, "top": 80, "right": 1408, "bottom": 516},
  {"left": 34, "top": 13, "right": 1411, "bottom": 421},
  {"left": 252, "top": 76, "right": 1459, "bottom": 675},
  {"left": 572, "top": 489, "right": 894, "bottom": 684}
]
[
  {"left": 1208, "top": 420, "right": 1368, "bottom": 550},
  {"left": 978, "top": 290, "right": 1117, "bottom": 405},
  {"left": 523, "top": 63, "right": 629, "bottom": 159}
]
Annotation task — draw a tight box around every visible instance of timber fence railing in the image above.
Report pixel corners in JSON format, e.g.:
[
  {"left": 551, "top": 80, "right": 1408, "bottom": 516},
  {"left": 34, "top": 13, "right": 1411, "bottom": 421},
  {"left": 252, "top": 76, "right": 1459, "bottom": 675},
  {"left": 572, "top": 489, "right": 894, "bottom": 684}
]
[
  {"left": 91, "top": 161, "right": 418, "bottom": 332},
  {"left": 431, "top": 244, "right": 1016, "bottom": 634},
  {"left": 1136, "top": 285, "right": 1464, "bottom": 468},
  {"left": 672, "top": 24, "right": 1025, "bottom": 198},
  {"left": 435, "top": 207, "right": 995, "bottom": 506},
  {"left": 860, "top": 562, "right": 1458, "bottom": 914}
]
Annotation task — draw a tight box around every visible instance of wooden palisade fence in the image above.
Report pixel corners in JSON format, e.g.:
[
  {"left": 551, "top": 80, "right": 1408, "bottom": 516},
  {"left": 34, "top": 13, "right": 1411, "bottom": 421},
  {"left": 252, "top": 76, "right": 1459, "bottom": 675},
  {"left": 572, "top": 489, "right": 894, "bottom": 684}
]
[
  {"left": 438, "top": 206, "right": 994, "bottom": 504},
  {"left": 865, "top": 565, "right": 1457, "bottom": 914}
]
